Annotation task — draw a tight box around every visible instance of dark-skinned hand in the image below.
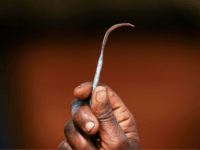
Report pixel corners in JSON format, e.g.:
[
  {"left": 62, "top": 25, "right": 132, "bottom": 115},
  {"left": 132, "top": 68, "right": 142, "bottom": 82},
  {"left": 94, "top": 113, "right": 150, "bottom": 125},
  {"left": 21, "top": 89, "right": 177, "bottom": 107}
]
[{"left": 58, "top": 82, "right": 140, "bottom": 149}]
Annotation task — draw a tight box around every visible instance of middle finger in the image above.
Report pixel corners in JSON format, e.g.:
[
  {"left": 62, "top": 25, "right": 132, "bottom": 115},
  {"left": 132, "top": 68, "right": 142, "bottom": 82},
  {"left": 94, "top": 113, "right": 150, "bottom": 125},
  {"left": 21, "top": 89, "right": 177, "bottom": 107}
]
[
  {"left": 64, "top": 120, "right": 96, "bottom": 149},
  {"left": 71, "top": 98, "right": 99, "bottom": 135}
]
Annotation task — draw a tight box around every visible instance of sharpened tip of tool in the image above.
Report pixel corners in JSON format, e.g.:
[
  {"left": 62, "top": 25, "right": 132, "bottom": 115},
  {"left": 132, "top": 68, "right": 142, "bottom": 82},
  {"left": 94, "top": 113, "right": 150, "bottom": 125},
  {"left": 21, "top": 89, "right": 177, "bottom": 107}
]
[{"left": 119, "top": 23, "right": 135, "bottom": 27}]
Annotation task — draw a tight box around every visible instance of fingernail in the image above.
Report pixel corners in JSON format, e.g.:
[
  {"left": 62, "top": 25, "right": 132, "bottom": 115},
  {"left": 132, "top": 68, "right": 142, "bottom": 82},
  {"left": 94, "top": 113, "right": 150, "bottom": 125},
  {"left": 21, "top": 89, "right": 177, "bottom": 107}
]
[
  {"left": 85, "top": 122, "right": 94, "bottom": 132},
  {"left": 96, "top": 90, "right": 107, "bottom": 103}
]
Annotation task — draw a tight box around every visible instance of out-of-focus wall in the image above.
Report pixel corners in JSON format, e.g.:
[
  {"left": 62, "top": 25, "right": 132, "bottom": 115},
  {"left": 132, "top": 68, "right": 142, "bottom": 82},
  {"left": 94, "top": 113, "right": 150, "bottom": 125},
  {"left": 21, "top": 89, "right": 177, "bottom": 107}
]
[{"left": 0, "top": 0, "right": 200, "bottom": 148}]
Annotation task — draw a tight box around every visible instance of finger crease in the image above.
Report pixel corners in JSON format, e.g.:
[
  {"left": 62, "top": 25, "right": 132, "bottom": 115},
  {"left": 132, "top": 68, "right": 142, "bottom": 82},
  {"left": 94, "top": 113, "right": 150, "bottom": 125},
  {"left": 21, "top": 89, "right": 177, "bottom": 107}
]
[{"left": 118, "top": 115, "right": 131, "bottom": 124}]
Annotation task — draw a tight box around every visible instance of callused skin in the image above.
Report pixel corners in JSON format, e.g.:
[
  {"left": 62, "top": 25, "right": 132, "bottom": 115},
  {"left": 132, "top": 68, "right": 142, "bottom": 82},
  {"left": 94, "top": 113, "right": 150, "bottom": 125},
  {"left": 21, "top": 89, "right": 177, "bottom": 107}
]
[{"left": 58, "top": 82, "right": 140, "bottom": 149}]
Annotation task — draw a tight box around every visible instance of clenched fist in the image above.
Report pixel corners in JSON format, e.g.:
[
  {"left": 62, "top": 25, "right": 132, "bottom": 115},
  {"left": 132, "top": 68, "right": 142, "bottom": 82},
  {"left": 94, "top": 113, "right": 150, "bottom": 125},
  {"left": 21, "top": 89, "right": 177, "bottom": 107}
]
[{"left": 58, "top": 82, "right": 140, "bottom": 149}]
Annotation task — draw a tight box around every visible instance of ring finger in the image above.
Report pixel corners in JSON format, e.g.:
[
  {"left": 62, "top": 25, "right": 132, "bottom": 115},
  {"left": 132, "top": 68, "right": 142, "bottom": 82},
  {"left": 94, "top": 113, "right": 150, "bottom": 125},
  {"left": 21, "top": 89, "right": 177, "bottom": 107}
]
[{"left": 64, "top": 120, "right": 96, "bottom": 150}]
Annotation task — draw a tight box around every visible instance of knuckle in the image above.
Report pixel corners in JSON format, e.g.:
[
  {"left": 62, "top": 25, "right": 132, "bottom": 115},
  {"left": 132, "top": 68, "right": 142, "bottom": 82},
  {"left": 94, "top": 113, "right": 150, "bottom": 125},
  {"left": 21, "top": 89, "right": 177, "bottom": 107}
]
[
  {"left": 115, "top": 107, "right": 130, "bottom": 123},
  {"left": 64, "top": 120, "right": 74, "bottom": 138},
  {"left": 96, "top": 105, "right": 114, "bottom": 121},
  {"left": 58, "top": 140, "right": 71, "bottom": 149}
]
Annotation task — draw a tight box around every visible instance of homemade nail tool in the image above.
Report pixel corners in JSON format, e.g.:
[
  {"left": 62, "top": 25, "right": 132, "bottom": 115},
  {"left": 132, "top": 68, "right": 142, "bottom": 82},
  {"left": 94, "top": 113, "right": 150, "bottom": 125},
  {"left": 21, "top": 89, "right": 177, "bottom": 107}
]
[{"left": 90, "top": 23, "right": 134, "bottom": 106}]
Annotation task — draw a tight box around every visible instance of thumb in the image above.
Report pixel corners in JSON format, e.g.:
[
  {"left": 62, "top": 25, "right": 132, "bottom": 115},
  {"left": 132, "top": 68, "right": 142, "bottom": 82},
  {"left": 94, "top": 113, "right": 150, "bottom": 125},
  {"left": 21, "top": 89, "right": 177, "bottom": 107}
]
[{"left": 91, "top": 86, "right": 130, "bottom": 149}]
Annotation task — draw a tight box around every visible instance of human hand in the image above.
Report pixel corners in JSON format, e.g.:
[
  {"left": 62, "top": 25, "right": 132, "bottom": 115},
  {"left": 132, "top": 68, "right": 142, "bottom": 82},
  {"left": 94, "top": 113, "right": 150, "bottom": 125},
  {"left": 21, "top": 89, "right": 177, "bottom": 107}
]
[{"left": 58, "top": 82, "right": 140, "bottom": 149}]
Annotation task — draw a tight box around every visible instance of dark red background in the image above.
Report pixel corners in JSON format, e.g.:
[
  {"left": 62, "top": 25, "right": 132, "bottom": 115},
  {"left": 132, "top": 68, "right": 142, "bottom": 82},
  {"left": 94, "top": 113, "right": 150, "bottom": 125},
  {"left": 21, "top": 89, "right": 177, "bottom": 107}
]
[{"left": 0, "top": 0, "right": 200, "bottom": 149}]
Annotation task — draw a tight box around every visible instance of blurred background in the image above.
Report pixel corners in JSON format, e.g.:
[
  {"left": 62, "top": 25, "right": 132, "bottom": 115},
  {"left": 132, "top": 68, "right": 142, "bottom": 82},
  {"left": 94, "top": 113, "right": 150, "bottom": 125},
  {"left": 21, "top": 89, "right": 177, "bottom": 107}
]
[{"left": 0, "top": 0, "right": 200, "bottom": 149}]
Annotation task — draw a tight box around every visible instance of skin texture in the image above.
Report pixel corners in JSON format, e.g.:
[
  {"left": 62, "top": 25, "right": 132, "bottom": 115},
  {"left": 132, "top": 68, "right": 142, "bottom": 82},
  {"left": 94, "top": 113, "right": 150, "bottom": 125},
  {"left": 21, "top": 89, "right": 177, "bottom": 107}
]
[{"left": 58, "top": 82, "right": 140, "bottom": 149}]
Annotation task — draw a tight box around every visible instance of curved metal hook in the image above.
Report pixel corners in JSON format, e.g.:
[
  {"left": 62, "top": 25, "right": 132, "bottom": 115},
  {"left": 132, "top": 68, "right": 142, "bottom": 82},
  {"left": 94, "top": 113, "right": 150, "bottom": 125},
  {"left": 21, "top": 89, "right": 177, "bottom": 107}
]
[{"left": 92, "top": 23, "right": 135, "bottom": 92}]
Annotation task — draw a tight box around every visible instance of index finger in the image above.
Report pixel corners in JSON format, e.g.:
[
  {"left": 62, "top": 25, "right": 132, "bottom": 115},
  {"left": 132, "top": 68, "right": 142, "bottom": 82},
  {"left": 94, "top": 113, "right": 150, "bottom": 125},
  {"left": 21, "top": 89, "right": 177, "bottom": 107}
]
[
  {"left": 73, "top": 82, "right": 92, "bottom": 100},
  {"left": 73, "top": 82, "right": 105, "bottom": 100}
]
